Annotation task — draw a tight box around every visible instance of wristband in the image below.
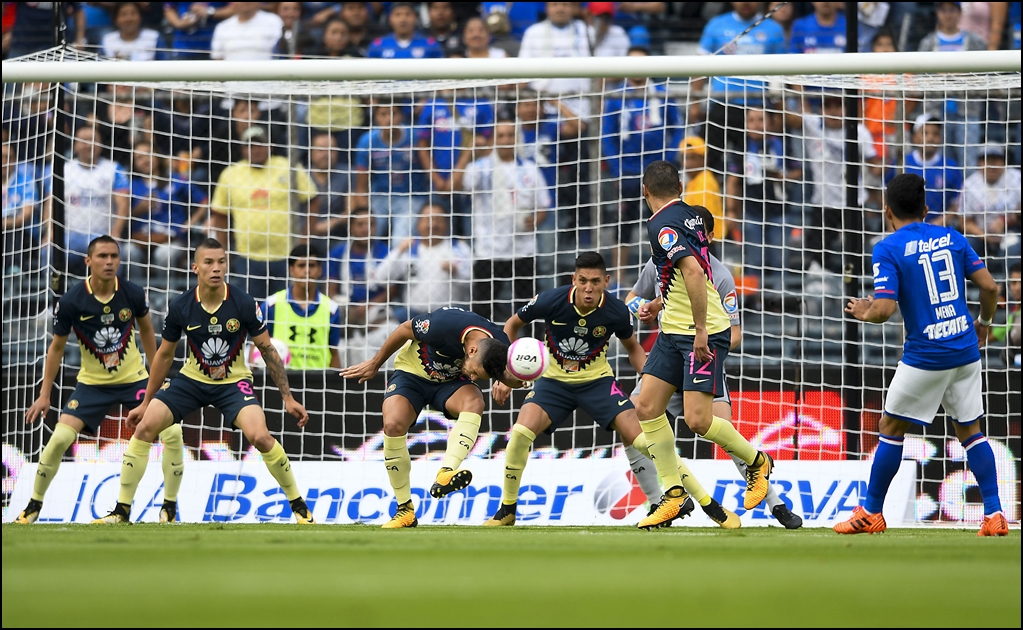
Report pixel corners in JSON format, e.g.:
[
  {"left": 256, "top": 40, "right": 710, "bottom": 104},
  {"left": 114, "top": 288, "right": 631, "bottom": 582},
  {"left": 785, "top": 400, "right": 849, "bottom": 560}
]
[
  {"left": 625, "top": 296, "right": 649, "bottom": 317},
  {"left": 977, "top": 315, "right": 992, "bottom": 327}
]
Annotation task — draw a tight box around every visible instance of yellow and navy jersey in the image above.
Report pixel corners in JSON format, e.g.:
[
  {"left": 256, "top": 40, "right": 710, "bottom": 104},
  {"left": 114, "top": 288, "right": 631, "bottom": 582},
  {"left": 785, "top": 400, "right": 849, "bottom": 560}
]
[
  {"left": 53, "top": 277, "right": 150, "bottom": 386},
  {"left": 647, "top": 199, "right": 730, "bottom": 336},
  {"left": 162, "top": 283, "right": 266, "bottom": 384},
  {"left": 516, "top": 286, "right": 635, "bottom": 383},
  {"left": 394, "top": 307, "right": 508, "bottom": 382}
]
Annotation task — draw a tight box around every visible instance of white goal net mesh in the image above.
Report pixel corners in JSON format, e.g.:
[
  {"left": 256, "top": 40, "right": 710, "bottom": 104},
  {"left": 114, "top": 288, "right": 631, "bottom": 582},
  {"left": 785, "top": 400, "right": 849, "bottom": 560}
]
[{"left": 2, "top": 47, "right": 1020, "bottom": 526}]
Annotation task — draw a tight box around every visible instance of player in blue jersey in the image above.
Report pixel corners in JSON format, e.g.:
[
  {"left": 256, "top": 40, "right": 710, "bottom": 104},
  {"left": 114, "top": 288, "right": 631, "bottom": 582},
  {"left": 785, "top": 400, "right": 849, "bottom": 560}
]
[
  {"left": 634, "top": 161, "right": 773, "bottom": 530},
  {"left": 94, "top": 239, "right": 315, "bottom": 524},
  {"left": 835, "top": 174, "right": 1007, "bottom": 537},
  {"left": 341, "top": 306, "right": 524, "bottom": 528},
  {"left": 15, "top": 236, "right": 185, "bottom": 524}
]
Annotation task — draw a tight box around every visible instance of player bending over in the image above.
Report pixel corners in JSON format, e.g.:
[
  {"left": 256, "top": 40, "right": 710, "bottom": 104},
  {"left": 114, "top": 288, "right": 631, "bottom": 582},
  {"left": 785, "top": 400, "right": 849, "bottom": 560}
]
[
  {"left": 625, "top": 206, "right": 802, "bottom": 529},
  {"left": 341, "top": 306, "right": 522, "bottom": 528},
  {"left": 835, "top": 173, "right": 1007, "bottom": 536},
  {"left": 94, "top": 239, "right": 314, "bottom": 524},
  {"left": 487, "top": 252, "right": 741, "bottom": 529},
  {"left": 634, "top": 160, "right": 773, "bottom": 530},
  {"left": 16, "top": 236, "right": 185, "bottom": 524}
]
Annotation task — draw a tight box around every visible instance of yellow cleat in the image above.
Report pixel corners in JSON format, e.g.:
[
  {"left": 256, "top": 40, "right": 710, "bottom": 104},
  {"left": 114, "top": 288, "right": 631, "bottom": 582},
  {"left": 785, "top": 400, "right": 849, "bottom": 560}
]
[
  {"left": 159, "top": 501, "right": 178, "bottom": 524},
  {"left": 483, "top": 503, "right": 516, "bottom": 527},
  {"left": 16, "top": 499, "right": 43, "bottom": 524},
  {"left": 290, "top": 497, "right": 315, "bottom": 524},
  {"left": 430, "top": 467, "right": 472, "bottom": 498},
  {"left": 91, "top": 503, "right": 131, "bottom": 524},
  {"left": 381, "top": 500, "right": 418, "bottom": 529},
  {"left": 702, "top": 499, "right": 742, "bottom": 529},
  {"left": 744, "top": 452, "right": 774, "bottom": 510},
  {"left": 638, "top": 486, "right": 694, "bottom": 530}
]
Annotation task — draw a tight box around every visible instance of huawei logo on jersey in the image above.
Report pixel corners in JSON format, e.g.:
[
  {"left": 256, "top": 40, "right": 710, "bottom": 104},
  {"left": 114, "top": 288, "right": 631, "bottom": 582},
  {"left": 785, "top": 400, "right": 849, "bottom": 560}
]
[
  {"left": 201, "top": 337, "right": 231, "bottom": 366},
  {"left": 93, "top": 326, "right": 122, "bottom": 353},
  {"left": 557, "top": 337, "right": 589, "bottom": 360}
]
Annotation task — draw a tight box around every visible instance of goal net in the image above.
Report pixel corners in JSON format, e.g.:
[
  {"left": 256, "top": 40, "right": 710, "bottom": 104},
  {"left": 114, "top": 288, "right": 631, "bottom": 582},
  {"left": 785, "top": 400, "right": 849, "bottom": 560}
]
[{"left": 2, "top": 47, "right": 1019, "bottom": 527}]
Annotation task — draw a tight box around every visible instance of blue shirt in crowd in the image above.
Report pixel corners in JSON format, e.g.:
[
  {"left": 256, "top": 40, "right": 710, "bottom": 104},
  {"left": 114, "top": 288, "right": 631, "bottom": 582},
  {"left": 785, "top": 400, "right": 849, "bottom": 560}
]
[
  {"left": 354, "top": 127, "right": 415, "bottom": 194},
  {"left": 789, "top": 13, "right": 847, "bottom": 54},
  {"left": 698, "top": 11, "right": 786, "bottom": 99},
  {"left": 888, "top": 150, "right": 963, "bottom": 223},
  {"left": 600, "top": 84, "right": 683, "bottom": 178},
  {"left": 367, "top": 34, "right": 444, "bottom": 59}
]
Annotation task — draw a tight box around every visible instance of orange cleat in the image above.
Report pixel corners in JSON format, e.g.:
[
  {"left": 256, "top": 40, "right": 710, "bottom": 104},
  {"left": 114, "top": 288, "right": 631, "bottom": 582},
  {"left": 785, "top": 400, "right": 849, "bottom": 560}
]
[
  {"left": 977, "top": 513, "right": 1008, "bottom": 537},
  {"left": 833, "top": 506, "right": 887, "bottom": 535}
]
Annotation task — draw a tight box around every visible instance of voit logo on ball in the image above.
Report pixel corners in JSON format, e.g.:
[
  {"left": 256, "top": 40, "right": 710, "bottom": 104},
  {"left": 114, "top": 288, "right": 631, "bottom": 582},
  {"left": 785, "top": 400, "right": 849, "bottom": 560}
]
[{"left": 592, "top": 470, "right": 648, "bottom": 520}]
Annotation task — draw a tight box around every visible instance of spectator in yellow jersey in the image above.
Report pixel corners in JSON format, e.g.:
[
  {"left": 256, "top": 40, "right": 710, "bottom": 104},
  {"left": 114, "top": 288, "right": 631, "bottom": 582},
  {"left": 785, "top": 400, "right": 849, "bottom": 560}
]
[
  {"left": 679, "top": 135, "right": 725, "bottom": 241},
  {"left": 210, "top": 125, "right": 319, "bottom": 301}
]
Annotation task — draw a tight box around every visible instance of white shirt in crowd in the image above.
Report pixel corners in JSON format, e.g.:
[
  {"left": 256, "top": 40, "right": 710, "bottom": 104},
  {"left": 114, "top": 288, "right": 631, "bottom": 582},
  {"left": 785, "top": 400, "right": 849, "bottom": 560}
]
[
  {"left": 64, "top": 158, "right": 128, "bottom": 237},
  {"left": 210, "top": 11, "right": 284, "bottom": 61},
  {"left": 371, "top": 238, "right": 473, "bottom": 315},
  {"left": 460, "top": 153, "right": 551, "bottom": 260},
  {"left": 802, "top": 115, "right": 877, "bottom": 208},
  {"left": 593, "top": 23, "right": 630, "bottom": 57},
  {"left": 960, "top": 166, "right": 1022, "bottom": 232},
  {"left": 101, "top": 28, "right": 162, "bottom": 60},
  {"left": 518, "top": 19, "right": 593, "bottom": 118}
]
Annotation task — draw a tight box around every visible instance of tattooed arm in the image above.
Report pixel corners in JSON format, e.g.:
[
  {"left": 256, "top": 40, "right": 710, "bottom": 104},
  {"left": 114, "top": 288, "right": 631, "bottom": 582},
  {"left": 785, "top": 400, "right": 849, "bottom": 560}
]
[{"left": 251, "top": 330, "right": 309, "bottom": 427}]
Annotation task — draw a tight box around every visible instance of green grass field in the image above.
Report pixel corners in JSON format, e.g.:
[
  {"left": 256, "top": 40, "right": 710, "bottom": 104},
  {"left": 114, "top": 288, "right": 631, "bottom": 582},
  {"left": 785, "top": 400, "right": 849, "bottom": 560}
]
[{"left": 3, "top": 524, "right": 1019, "bottom": 628}]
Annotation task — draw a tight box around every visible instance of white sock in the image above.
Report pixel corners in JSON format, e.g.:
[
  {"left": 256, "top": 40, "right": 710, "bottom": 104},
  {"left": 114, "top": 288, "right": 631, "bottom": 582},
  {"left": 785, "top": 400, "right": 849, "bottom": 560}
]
[{"left": 625, "top": 444, "right": 662, "bottom": 503}]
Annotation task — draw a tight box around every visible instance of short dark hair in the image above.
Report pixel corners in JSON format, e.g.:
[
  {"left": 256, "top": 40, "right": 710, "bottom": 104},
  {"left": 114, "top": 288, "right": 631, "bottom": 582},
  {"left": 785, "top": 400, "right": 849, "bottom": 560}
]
[
  {"left": 574, "top": 251, "right": 607, "bottom": 273},
  {"left": 289, "top": 243, "right": 325, "bottom": 268},
  {"left": 871, "top": 28, "right": 898, "bottom": 51},
  {"left": 87, "top": 234, "right": 119, "bottom": 256},
  {"left": 478, "top": 337, "right": 509, "bottom": 380},
  {"left": 642, "top": 160, "right": 681, "bottom": 198},
  {"left": 1009, "top": 262, "right": 1021, "bottom": 276},
  {"left": 690, "top": 205, "right": 715, "bottom": 236},
  {"left": 886, "top": 173, "right": 928, "bottom": 220},
  {"left": 194, "top": 237, "right": 225, "bottom": 260}
]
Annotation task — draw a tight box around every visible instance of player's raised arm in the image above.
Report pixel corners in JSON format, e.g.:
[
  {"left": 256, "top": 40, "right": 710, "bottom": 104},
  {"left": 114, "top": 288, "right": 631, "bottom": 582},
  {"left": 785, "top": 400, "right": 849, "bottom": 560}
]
[
  {"left": 24, "top": 334, "right": 68, "bottom": 424},
  {"left": 503, "top": 313, "right": 527, "bottom": 341},
  {"left": 679, "top": 255, "right": 711, "bottom": 361},
  {"left": 251, "top": 329, "right": 309, "bottom": 427},
  {"left": 968, "top": 266, "right": 999, "bottom": 345},
  {"left": 341, "top": 319, "right": 415, "bottom": 383}
]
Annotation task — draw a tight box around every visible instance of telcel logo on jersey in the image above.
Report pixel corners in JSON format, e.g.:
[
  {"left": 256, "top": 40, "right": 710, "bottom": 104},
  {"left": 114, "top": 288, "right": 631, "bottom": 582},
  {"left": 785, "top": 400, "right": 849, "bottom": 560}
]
[
  {"left": 658, "top": 227, "right": 678, "bottom": 250},
  {"left": 904, "top": 233, "right": 952, "bottom": 256}
]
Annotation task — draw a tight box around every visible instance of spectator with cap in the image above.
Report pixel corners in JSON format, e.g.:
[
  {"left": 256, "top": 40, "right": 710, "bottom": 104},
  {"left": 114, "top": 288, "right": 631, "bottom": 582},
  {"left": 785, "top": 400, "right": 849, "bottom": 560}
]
[
  {"left": 210, "top": 125, "right": 320, "bottom": 301},
  {"left": 886, "top": 113, "right": 963, "bottom": 227},
  {"left": 367, "top": 2, "right": 444, "bottom": 59},
  {"left": 959, "top": 142, "right": 1022, "bottom": 266},
  {"left": 679, "top": 135, "right": 725, "bottom": 242},
  {"left": 588, "top": 3, "right": 631, "bottom": 57}
]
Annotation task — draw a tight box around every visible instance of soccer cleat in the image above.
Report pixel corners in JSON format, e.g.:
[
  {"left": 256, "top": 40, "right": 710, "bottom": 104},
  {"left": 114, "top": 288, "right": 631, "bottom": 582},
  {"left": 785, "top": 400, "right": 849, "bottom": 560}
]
[
  {"left": 771, "top": 503, "right": 803, "bottom": 530},
  {"left": 16, "top": 499, "right": 43, "bottom": 524},
  {"left": 977, "top": 513, "right": 1008, "bottom": 537},
  {"left": 744, "top": 452, "right": 774, "bottom": 510},
  {"left": 833, "top": 506, "right": 887, "bottom": 535},
  {"left": 381, "top": 500, "right": 418, "bottom": 529},
  {"left": 702, "top": 498, "right": 741, "bottom": 530},
  {"left": 159, "top": 500, "right": 178, "bottom": 524},
  {"left": 637, "top": 486, "right": 695, "bottom": 530},
  {"left": 430, "top": 467, "right": 473, "bottom": 498},
  {"left": 483, "top": 503, "right": 516, "bottom": 527},
  {"left": 91, "top": 502, "right": 131, "bottom": 524},
  {"left": 290, "top": 498, "right": 315, "bottom": 524}
]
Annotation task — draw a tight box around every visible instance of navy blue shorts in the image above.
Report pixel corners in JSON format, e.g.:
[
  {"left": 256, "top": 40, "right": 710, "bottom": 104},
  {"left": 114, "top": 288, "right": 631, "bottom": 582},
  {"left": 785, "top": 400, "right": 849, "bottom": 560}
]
[
  {"left": 154, "top": 375, "right": 261, "bottom": 426},
  {"left": 523, "top": 375, "right": 634, "bottom": 434},
  {"left": 62, "top": 379, "right": 149, "bottom": 434},
  {"left": 384, "top": 370, "right": 481, "bottom": 420},
  {"left": 642, "top": 330, "right": 731, "bottom": 396}
]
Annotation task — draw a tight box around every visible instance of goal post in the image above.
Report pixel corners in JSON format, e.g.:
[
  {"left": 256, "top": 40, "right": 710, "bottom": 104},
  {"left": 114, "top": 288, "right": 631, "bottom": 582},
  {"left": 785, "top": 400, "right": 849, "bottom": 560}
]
[{"left": 1, "top": 47, "right": 1019, "bottom": 527}]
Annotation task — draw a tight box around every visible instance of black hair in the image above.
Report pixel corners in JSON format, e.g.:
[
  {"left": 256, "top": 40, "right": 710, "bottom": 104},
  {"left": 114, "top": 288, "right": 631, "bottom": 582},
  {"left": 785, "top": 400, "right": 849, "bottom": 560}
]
[
  {"left": 886, "top": 173, "right": 928, "bottom": 220},
  {"left": 477, "top": 337, "right": 509, "bottom": 380},
  {"left": 194, "top": 237, "right": 225, "bottom": 260},
  {"left": 690, "top": 205, "right": 715, "bottom": 236},
  {"left": 87, "top": 234, "right": 119, "bottom": 256},
  {"left": 1009, "top": 262, "right": 1021, "bottom": 276},
  {"left": 289, "top": 243, "right": 325, "bottom": 267},
  {"left": 871, "top": 27, "right": 898, "bottom": 51},
  {"left": 574, "top": 251, "right": 607, "bottom": 273},
  {"left": 390, "top": 2, "right": 416, "bottom": 15},
  {"left": 642, "top": 160, "right": 681, "bottom": 198}
]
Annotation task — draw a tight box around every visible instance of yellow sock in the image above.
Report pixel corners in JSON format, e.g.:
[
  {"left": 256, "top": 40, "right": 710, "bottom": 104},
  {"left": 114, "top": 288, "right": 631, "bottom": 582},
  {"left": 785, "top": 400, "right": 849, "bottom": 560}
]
[
  {"left": 502, "top": 424, "right": 536, "bottom": 505},
  {"left": 633, "top": 432, "right": 712, "bottom": 506},
  {"left": 440, "top": 412, "right": 482, "bottom": 471},
  {"left": 32, "top": 423, "right": 78, "bottom": 502},
  {"left": 262, "top": 440, "right": 301, "bottom": 501},
  {"left": 159, "top": 424, "right": 184, "bottom": 502},
  {"left": 383, "top": 435, "right": 412, "bottom": 504},
  {"left": 703, "top": 416, "right": 757, "bottom": 465},
  {"left": 638, "top": 414, "right": 682, "bottom": 490},
  {"left": 118, "top": 437, "right": 152, "bottom": 506}
]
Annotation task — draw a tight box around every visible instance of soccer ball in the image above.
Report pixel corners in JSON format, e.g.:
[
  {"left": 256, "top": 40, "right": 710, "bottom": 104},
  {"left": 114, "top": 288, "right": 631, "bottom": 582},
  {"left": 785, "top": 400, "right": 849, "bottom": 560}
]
[
  {"left": 248, "top": 338, "right": 292, "bottom": 369},
  {"left": 507, "top": 337, "right": 548, "bottom": 381}
]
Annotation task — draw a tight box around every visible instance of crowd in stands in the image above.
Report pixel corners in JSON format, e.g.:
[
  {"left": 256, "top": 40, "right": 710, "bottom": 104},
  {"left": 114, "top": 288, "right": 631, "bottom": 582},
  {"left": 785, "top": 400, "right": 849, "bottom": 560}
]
[{"left": 2, "top": 2, "right": 1021, "bottom": 368}]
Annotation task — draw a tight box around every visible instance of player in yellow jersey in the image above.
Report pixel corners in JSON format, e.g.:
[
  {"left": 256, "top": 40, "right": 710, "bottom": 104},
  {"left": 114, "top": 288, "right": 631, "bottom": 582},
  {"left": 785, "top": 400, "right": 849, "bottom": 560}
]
[
  {"left": 635, "top": 161, "right": 773, "bottom": 530},
  {"left": 15, "top": 236, "right": 185, "bottom": 524},
  {"left": 93, "top": 239, "right": 314, "bottom": 524},
  {"left": 486, "top": 252, "right": 741, "bottom": 528}
]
